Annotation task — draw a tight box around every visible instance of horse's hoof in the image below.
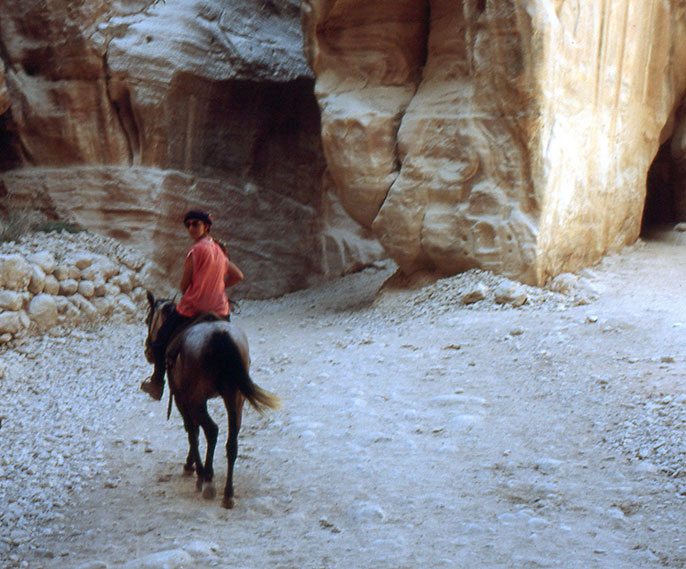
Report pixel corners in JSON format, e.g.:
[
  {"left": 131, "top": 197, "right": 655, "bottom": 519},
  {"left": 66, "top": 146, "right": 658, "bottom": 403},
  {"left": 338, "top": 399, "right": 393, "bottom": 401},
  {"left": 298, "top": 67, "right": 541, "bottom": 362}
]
[
  {"left": 221, "top": 497, "right": 235, "bottom": 509},
  {"left": 183, "top": 464, "right": 194, "bottom": 476},
  {"left": 202, "top": 483, "right": 216, "bottom": 500},
  {"left": 195, "top": 478, "right": 203, "bottom": 492}
]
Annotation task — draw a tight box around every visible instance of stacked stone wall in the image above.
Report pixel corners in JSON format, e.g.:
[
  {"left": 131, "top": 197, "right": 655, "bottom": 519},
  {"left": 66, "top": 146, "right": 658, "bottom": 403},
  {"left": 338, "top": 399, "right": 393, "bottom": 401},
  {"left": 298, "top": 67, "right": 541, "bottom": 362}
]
[{"left": 0, "top": 232, "right": 154, "bottom": 343}]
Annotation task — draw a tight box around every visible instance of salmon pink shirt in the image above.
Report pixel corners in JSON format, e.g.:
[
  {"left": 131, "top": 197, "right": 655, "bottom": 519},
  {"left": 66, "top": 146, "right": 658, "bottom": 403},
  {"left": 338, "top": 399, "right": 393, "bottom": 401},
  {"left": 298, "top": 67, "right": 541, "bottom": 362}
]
[{"left": 176, "top": 237, "right": 230, "bottom": 317}]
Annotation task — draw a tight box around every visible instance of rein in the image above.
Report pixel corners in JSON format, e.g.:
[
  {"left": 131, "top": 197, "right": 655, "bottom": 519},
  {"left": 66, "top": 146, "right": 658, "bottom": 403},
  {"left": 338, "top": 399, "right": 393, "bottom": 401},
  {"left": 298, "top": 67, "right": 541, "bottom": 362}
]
[
  {"left": 147, "top": 299, "right": 175, "bottom": 344},
  {"left": 145, "top": 298, "right": 177, "bottom": 420}
]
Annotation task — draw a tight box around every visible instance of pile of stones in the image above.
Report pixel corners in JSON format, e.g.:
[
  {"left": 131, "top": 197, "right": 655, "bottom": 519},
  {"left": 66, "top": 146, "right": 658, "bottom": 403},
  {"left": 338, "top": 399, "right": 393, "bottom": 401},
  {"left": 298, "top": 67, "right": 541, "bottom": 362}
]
[{"left": 0, "top": 231, "right": 153, "bottom": 344}]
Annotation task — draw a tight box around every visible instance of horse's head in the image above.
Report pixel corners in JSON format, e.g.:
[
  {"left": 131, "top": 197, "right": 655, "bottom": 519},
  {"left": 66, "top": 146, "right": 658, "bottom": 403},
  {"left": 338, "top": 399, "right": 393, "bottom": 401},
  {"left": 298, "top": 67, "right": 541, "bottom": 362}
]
[{"left": 144, "top": 291, "right": 176, "bottom": 363}]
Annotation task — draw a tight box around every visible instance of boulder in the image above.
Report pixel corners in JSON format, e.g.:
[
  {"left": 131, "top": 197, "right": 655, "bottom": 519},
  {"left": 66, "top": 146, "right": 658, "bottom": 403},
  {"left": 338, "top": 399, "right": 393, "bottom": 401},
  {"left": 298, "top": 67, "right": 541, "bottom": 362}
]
[
  {"left": 58, "top": 279, "right": 79, "bottom": 296},
  {"left": 58, "top": 301, "right": 81, "bottom": 323},
  {"left": 77, "top": 280, "right": 96, "bottom": 299},
  {"left": 119, "top": 251, "right": 145, "bottom": 272},
  {"left": 27, "top": 252, "right": 57, "bottom": 275},
  {"left": 70, "top": 253, "right": 96, "bottom": 270},
  {"left": 494, "top": 280, "right": 527, "bottom": 307},
  {"left": 0, "top": 254, "right": 31, "bottom": 290},
  {"left": 70, "top": 293, "right": 98, "bottom": 320},
  {"left": 28, "top": 264, "right": 46, "bottom": 295},
  {"left": 53, "top": 296, "right": 72, "bottom": 314},
  {"left": 43, "top": 275, "right": 60, "bottom": 295},
  {"left": 54, "top": 265, "right": 81, "bottom": 281},
  {"left": 461, "top": 282, "right": 489, "bottom": 305},
  {"left": 0, "top": 290, "right": 23, "bottom": 311},
  {"left": 94, "top": 259, "right": 119, "bottom": 282},
  {"left": 93, "top": 277, "right": 107, "bottom": 297},
  {"left": 114, "top": 294, "right": 137, "bottom": 315},
  {"left": 548, "top": 273, "right": 579, "bottom": 295},
  {"left": 28, "top": 294, "right": 58, "bottom": 330},
  {"left": 91, "top": 296, "right": 114, "bottom": 317},
  {"left": 110, "top": 270, "right": 134, "bottom": 294},
  {"left": 104, "top": 283, "right": 121, "bottom": 297},
  {"left": 0, "top": 310, "right": 29, "bottom": 335}
]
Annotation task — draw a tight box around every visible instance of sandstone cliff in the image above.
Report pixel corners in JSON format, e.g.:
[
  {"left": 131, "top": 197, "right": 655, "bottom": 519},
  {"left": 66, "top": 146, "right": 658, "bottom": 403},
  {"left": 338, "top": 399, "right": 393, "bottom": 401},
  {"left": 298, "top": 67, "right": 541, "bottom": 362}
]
[
  {"left": 4, "top": 1, "right": 686, "bottom": 294},
  {"left": 0, "top": 0, "right": 383, "bottom": 298},
  {"left": 303, "top": 0, "right": 686, "bottom": 285}
]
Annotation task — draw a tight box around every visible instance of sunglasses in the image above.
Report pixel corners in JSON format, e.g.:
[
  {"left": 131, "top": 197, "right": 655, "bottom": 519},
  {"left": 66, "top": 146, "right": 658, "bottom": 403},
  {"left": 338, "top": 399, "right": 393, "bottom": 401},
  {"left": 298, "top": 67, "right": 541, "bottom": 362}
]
[{"left": 184, "top": 220, "right": 203, "bottom": 228}]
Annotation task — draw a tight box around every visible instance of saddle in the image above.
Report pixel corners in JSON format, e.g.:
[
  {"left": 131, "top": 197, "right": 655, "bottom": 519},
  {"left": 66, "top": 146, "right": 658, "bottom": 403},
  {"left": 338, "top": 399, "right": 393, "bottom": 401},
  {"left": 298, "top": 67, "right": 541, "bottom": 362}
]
[{"left": 165, "top": 311, "right": 226, "bottom": 371}]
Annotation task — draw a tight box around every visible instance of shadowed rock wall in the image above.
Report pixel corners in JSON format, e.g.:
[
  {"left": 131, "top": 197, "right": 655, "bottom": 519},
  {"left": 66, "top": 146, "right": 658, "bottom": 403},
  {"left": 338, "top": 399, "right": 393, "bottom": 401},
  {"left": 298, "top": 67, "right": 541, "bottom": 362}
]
[
  {"left": 0, "top": 0, "right": 383, "bottom": 298},
  {"left": 303, "top": 0, "right": 686, "bottom": 285}
]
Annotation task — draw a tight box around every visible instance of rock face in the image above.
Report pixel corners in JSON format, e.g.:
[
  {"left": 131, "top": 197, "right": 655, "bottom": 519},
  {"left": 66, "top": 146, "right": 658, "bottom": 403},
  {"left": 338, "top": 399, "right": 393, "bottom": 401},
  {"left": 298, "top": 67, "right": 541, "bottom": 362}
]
[
  {"left": 302, "top": 0, "right": 686, "bottom": 284},
  {"left": 0, "top": 0, "right": 383, "bottom": 298},
  {"left": 5, "top": 1, "right": 686, "bottom": 292}
]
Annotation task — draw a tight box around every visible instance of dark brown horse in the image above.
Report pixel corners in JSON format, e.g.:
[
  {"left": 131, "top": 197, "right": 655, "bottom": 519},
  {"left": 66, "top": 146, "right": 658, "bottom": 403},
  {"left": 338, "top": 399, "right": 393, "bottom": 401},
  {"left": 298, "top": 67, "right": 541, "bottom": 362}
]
[{"left": 144, "top": 292, "right": 280, "bottom": 508}]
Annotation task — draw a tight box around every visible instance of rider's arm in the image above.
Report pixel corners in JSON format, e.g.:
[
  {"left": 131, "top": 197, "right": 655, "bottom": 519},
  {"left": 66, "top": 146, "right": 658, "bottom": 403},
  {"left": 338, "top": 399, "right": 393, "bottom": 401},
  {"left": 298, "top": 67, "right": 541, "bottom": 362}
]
[
  {"left": 179, "top": 253, "right": 194, "bottom": 293},
  {"left": 225, "top": 259, "right": 244, "bottom": 288}
]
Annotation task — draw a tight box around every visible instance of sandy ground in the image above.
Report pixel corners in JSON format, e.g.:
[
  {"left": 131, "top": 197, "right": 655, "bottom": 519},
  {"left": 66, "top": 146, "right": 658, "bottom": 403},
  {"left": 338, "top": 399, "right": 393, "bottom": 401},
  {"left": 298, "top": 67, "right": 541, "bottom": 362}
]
[{"left": 1, "top": 230, "right": 685, "bottom": 569}]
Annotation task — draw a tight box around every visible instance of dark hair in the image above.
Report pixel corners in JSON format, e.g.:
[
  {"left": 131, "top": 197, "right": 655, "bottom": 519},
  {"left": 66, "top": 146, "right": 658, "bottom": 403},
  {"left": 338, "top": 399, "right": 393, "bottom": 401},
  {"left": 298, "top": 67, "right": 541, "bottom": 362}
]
[{"left": 183, "top": 210, "right": 212, "bottom": 226}]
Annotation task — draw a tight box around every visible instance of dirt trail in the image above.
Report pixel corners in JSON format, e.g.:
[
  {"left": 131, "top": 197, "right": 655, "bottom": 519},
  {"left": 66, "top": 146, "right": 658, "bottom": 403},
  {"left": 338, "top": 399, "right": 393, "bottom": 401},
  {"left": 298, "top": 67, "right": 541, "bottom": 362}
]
[{"left": 2, "top": 232, "right": 685, "bottom": 569}]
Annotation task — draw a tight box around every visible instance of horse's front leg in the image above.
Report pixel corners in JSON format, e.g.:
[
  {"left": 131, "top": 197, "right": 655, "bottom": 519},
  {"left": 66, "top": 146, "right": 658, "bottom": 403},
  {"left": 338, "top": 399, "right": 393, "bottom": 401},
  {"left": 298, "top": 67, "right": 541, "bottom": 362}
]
[{"left": 222, "top": 396, "right": 243, "bottom": 509}]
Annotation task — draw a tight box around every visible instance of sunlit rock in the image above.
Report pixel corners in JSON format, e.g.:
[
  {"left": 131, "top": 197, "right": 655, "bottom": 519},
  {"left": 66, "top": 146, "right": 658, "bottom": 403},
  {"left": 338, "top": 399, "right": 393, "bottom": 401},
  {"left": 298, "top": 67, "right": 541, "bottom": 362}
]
[{"left": 303, "top": 0, "right": 686, "bottom": 284}]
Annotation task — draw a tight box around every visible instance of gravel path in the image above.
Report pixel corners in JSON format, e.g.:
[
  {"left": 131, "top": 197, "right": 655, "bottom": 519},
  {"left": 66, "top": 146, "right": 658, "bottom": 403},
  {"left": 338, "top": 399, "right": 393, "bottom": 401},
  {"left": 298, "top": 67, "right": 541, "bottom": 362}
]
[{"left": 0, "top": 232, "right": 684, "bottom": 568}]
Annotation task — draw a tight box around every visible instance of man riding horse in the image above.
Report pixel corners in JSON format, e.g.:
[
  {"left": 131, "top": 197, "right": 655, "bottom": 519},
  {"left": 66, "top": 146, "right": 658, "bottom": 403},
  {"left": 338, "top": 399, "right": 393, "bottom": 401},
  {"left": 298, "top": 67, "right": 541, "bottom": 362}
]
[{"left": 141, "top": 209, "right": 244, "bottom": 400}]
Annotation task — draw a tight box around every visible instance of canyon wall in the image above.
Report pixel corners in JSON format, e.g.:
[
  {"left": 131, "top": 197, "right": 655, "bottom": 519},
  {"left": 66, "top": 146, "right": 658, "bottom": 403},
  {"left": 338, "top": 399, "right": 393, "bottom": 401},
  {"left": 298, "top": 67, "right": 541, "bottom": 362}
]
[
  {"left": 0, "top": 0, "right": 383, "bottom": 298},
  {"left": 303, "top": 0, "right": 686, "bottom": 284},
  {"left": 4, "top": 1, "right": 686, "bottom": 294},
  {"left": 532, "top": 0, "right": 686, "bottom": 280}
]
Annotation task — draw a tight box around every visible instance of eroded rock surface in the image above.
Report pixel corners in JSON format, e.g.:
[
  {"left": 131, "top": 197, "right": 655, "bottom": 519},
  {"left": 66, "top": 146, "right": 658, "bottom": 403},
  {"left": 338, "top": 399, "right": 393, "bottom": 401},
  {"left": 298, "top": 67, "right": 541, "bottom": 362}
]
[
  {"left": 5, "top": 1, "right": 686, "bottom": 292},
  {"left": 303, "top": 0, "right": 686, "bottom": 284},
  {"left": 0, "top": 0, "right": 383, "bottom": 298}
]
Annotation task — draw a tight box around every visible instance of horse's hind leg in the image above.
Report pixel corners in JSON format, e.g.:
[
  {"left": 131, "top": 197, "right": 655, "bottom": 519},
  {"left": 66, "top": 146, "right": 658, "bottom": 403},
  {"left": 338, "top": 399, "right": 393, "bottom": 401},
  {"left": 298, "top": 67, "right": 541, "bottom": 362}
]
[
  {"left": 175, "top": 399, "right": 198, "bottom": 475},
  {"left": 184, "top": 443, "right": 196, "bottom": 475},
  {"left": 181, "top": 413, "right": 204, "bottom": 488},
  {"left": 196, "top": 404, "right": 219, "bottom": 500},
  {"left": 222, "top": 396, "right": 243, "bottom": 509}
]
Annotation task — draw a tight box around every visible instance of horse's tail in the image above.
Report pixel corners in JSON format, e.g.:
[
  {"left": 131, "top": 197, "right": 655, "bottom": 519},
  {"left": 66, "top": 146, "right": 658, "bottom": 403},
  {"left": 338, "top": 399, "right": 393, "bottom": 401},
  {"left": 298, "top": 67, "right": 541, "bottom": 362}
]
[{"left": 207, "top": 330, "right": 281, "bottom": 414}]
